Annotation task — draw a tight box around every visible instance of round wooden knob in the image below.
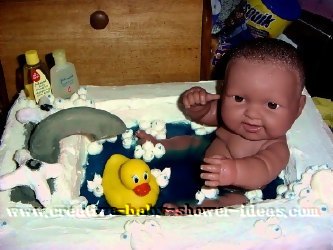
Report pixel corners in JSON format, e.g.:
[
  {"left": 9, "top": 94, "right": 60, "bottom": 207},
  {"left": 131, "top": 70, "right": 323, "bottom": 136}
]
[{"left": 90, "top": 10, "right": 109, "bottom": 30}]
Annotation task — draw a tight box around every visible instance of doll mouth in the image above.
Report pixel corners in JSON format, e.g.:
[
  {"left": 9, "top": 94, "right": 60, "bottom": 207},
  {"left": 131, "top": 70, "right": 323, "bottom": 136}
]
[{"left": 242, "top": 122, "right": 262, "bottom": 133}]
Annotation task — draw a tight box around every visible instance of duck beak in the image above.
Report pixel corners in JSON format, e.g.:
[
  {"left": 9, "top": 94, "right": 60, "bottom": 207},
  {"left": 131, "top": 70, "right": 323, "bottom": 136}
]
[{"left": 133, "top": 183, "right": 151, "bottom": 196}]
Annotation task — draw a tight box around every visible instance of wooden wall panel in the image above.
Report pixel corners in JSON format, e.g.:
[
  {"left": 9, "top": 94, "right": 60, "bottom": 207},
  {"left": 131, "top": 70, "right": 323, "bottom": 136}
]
[{"left": 0, "top": 0, "right": 203, "bottom": 102}]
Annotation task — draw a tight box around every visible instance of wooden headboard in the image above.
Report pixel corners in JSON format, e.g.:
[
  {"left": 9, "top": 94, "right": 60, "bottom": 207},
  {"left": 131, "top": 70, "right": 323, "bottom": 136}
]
[{"left": 0, "top": 0, "right": 212, "bottom": 105}]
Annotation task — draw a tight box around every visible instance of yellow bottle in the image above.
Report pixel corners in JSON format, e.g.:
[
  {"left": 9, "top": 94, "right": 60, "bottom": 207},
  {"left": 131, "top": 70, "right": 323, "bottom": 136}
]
[{"left": 24, "top": 50, "right": 52, "bottom": 103}]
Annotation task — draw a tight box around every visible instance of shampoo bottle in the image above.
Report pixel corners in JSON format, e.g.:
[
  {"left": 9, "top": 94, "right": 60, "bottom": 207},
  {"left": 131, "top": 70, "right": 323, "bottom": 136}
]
[
  {"left": 50, "top": 49, "right": 79, "bottom": 99},
  {"left": 24, "top": 50, "right": 52, "bottom": 103}
]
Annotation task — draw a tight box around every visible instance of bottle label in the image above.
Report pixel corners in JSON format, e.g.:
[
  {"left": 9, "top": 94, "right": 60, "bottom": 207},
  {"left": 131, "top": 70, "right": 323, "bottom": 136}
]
[
  {"left": 245, "top": 0, "right": 291, "bottom": 38},
  {"left": 60, "top": 74, "right": 74, "bottom": 93},
  {"left": 32, "top": 69, "right": 52, "bottom": 103}
]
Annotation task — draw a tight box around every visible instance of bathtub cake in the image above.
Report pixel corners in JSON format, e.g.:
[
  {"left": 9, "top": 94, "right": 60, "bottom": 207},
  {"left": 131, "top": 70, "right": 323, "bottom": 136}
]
[{"left": 0, "top": 81, "right": 333, "bottom": 249}]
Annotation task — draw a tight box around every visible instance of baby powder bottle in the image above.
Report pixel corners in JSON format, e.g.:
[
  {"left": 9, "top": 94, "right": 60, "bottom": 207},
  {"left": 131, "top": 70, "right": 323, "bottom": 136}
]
[
  {"left": 24, "top": 50, "right": 52, "bottom": 103},
  {"left": 50, "top": 49, "right": 79, "bottom": 99}
]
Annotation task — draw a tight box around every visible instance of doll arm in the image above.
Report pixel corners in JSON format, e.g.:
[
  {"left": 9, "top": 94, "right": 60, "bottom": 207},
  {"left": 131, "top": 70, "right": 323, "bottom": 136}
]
[
  {"left": 201, "top": 141, "right": 290, "bottom": 190},
  {"left": 234, "top": 141, "right": 290, "bottom": 189},
  {"left": 179, "top": 87, "right": 220, "bottom": 126}
]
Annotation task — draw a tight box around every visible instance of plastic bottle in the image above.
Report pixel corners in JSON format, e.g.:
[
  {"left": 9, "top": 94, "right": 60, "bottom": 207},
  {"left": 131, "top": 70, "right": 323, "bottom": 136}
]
[
  {"left": 24, "top": 50, "right": 52, "bottom": 103},
  {"left": 246, "top": 0, "right": 301, "bottom": 38},
  {"left": 50, "top": 49, "right": 79, "bottom": 99}
]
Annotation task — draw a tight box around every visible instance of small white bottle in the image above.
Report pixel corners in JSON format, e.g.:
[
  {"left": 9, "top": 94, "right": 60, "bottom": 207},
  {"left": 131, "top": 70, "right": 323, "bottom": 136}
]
[{"left": 50, "top": 49, "right": 79, "bottom": 99}]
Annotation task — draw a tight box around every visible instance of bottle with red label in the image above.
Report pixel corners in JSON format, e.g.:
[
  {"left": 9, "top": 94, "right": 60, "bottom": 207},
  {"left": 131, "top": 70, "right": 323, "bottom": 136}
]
[
  {"left": 50, "top": 49, "right": 79, "bottom": 99},
  {"left": 23, "top": 50, "right": 52, "bottom": 103}
]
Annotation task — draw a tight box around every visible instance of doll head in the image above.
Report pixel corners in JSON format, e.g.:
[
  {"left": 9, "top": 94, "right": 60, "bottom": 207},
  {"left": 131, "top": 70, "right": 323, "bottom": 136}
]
[{"left": 221, "top": 38, "right": 306, "bottom": 141}]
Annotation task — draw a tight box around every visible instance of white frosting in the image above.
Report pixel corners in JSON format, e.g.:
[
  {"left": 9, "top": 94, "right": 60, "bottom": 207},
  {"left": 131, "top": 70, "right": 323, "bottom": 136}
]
[
  {"left": 142, "top": 141, "right": 155, "bottom": 151},
  {"left": 138, "top": 120, "right": 151, "bottom": 130},
  {"left": 134, "top": 145, "right": 144, "bottom": 159},
  {"left": 142, "top": 150, "right": 154, "bottom": 162},
  {"left": 106, "top": 136, "right": 117, "bottom": 143},
  {"left": 196, "top": 186, "right": 219, "bottom": 204},
  {"left": 122, "top": 219, "right": 164, "bottom": 249},
  {"left": 191, "top": 121, "right": 216, "bottom": 136},
  {"left": 139, "top": 120, "right": 167, "bottom": 140},
  {"left": 0, "top": 152, "right": 63, "bottom": 207},
  {"left": 195, "top": 190, "right": 206, "bottom": 205},
  {"left": 87, "top": 141, "right": 103, "bottom": 155},
  {"left": 122, "top": 137, "right": 134, "bottom": 149},
  {"left": 253, "top": 217, "right": 282, "bottom": 239},
  {"left": 122, "top": 129, "right": 134, "bottom": 139},
  {"left": 14, "top": 149, "right": 32, "bottom": 165},
  {"left": 87, "top": 174, "right": 104, "bottom": 197},
  {"left": 134, "top": 141, "right": 166, "bottom": 162},
  {"left": 153, "top": 143, "right": 166, "bottom": 159},
  {"left": 0, "top": 81, "right": 333, "bottom": 249},
  {"left": 151, "top": 167, "right": 171, "bottom": 188},
  {"left": 311, "top": 170, "right": 333, "bottom": 207},
  {"left": 16, "top": 107, "right": 49, "bottom": 124},
  {"left": 245, "top": 189, "right": 263, "bottom": 204},
  {"left": 77, "top": 86, "right": 88, "bottom": 96}
]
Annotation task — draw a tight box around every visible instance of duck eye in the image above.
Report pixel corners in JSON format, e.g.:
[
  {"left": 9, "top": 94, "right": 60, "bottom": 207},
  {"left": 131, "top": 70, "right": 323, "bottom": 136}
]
[
  {"left": 143, "top": 172, "right": 149, "bottom": 180},
  {"left": 132, "top": 175, "right": 139, "bottom": 183},
  {"left": 268, "top": 102, "right": 279, "bottom": 109},
  {"left": 233, "top": 95, "right": 244, "bottom": 102}
]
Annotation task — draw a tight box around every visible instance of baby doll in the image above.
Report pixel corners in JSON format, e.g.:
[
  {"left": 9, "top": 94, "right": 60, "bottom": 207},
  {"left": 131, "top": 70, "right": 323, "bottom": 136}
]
[{"left": 137, "top": 38, "right": 306, "bottom": 208}]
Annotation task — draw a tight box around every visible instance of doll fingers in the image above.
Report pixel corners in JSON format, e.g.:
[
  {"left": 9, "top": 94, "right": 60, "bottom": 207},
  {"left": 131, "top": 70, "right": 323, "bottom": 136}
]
[
  {"left": 199, "top": 92, "right": 207, "bottom": 105},
  {"left": 206, "top": 94, "right": 220, "bottom": 102},
  {"left": 189, "top": 90, "right": 208, "bottom": 105},
  {"left": 203, "top": 158, "right": 221, "bottom": 165},
  {"left": 183, "top": 92, "right": 201, "bottom": 107},
  {"left": 201, "top": 164, "right": 219, "bottom": 173},
  {"left": 200, "top": 172, "right": 219, "bottom": 181},
  {"left": 182, "top": 93, "right": 191, "bottom": 108},
  {"left": 204, "top": 180, "right": 219, "bottom": 187},
  {"left": 189, "top": 88, "right": 208, "bottom": 103}
]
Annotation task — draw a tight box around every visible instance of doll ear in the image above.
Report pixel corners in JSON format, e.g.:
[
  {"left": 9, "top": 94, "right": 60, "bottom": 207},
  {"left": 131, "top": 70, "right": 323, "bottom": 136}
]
[{"left": 297, "top": 94, "right": 306, "bottom": 118}]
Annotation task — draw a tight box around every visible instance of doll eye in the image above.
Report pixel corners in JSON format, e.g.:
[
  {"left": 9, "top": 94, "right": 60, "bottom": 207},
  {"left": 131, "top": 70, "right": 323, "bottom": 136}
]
[
  {"left": 143, "top": 172, "right": 149, "bottom": 180},
  {"left": 283, "top": 190, "right": 296, "bottom": 199},
  {"left": 121, "top": 232, "right": 129, "bottom": 240},
  {"left": 132, "top": 175, "right": 139, "bottom": 183},
  {"left": 267, "top": 102, "right": 279, "bottom": 109},
  {"left": 320, "top": 204, "right": 329, "bottom": 213},
  {"left": 233, "top": 95, "right": 244, "bottom": 102}
]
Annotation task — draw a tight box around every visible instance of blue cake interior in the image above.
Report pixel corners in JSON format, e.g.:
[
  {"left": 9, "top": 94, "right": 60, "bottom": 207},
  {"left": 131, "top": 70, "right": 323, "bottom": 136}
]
[{"left": 80, "top": 122, "right": 281, "bottom": 214}]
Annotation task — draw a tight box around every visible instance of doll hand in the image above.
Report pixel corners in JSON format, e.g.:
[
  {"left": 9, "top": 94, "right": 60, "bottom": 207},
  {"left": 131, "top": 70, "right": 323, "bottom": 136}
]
[
  {"left": 200, "top": 155, "right": 237, "bottom": 187},
  {"left": 181, "top": 87, "right": 220, "bottom": 109}
]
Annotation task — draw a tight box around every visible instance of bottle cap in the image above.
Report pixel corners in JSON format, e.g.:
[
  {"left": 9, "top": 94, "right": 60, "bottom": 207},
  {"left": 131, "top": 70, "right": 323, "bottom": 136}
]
[
  {"left": 25, "top": 50, "right": 40, "bottom": 65},
  {"left": 52, "top": 49, "right": 67, "bottom": 65}
]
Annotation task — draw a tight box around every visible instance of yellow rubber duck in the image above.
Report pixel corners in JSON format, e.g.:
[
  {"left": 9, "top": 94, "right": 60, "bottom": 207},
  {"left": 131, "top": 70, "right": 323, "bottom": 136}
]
[{"left": 102, "top": 154, "right": 160, "bottom": 214}]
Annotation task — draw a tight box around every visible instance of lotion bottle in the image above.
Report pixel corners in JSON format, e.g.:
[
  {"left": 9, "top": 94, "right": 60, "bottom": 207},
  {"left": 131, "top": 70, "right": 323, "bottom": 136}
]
[
  {"left": 50, "top": 49, "right": 79, "bottom": 99},
  {"left": 24, "top": 50, "right": 52, "bottom": 103}
]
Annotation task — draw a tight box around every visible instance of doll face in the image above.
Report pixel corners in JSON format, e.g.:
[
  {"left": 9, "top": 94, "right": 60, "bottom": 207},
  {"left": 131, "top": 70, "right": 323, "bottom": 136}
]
[{"left": 221, "top": 58, "right": 305, "bottom": 141}]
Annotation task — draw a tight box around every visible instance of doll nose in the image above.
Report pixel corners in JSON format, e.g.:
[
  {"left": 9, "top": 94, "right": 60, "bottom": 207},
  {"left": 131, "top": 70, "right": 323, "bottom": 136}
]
[{"left": 244, "top": 105, "right": 260, "bottom": 120}]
